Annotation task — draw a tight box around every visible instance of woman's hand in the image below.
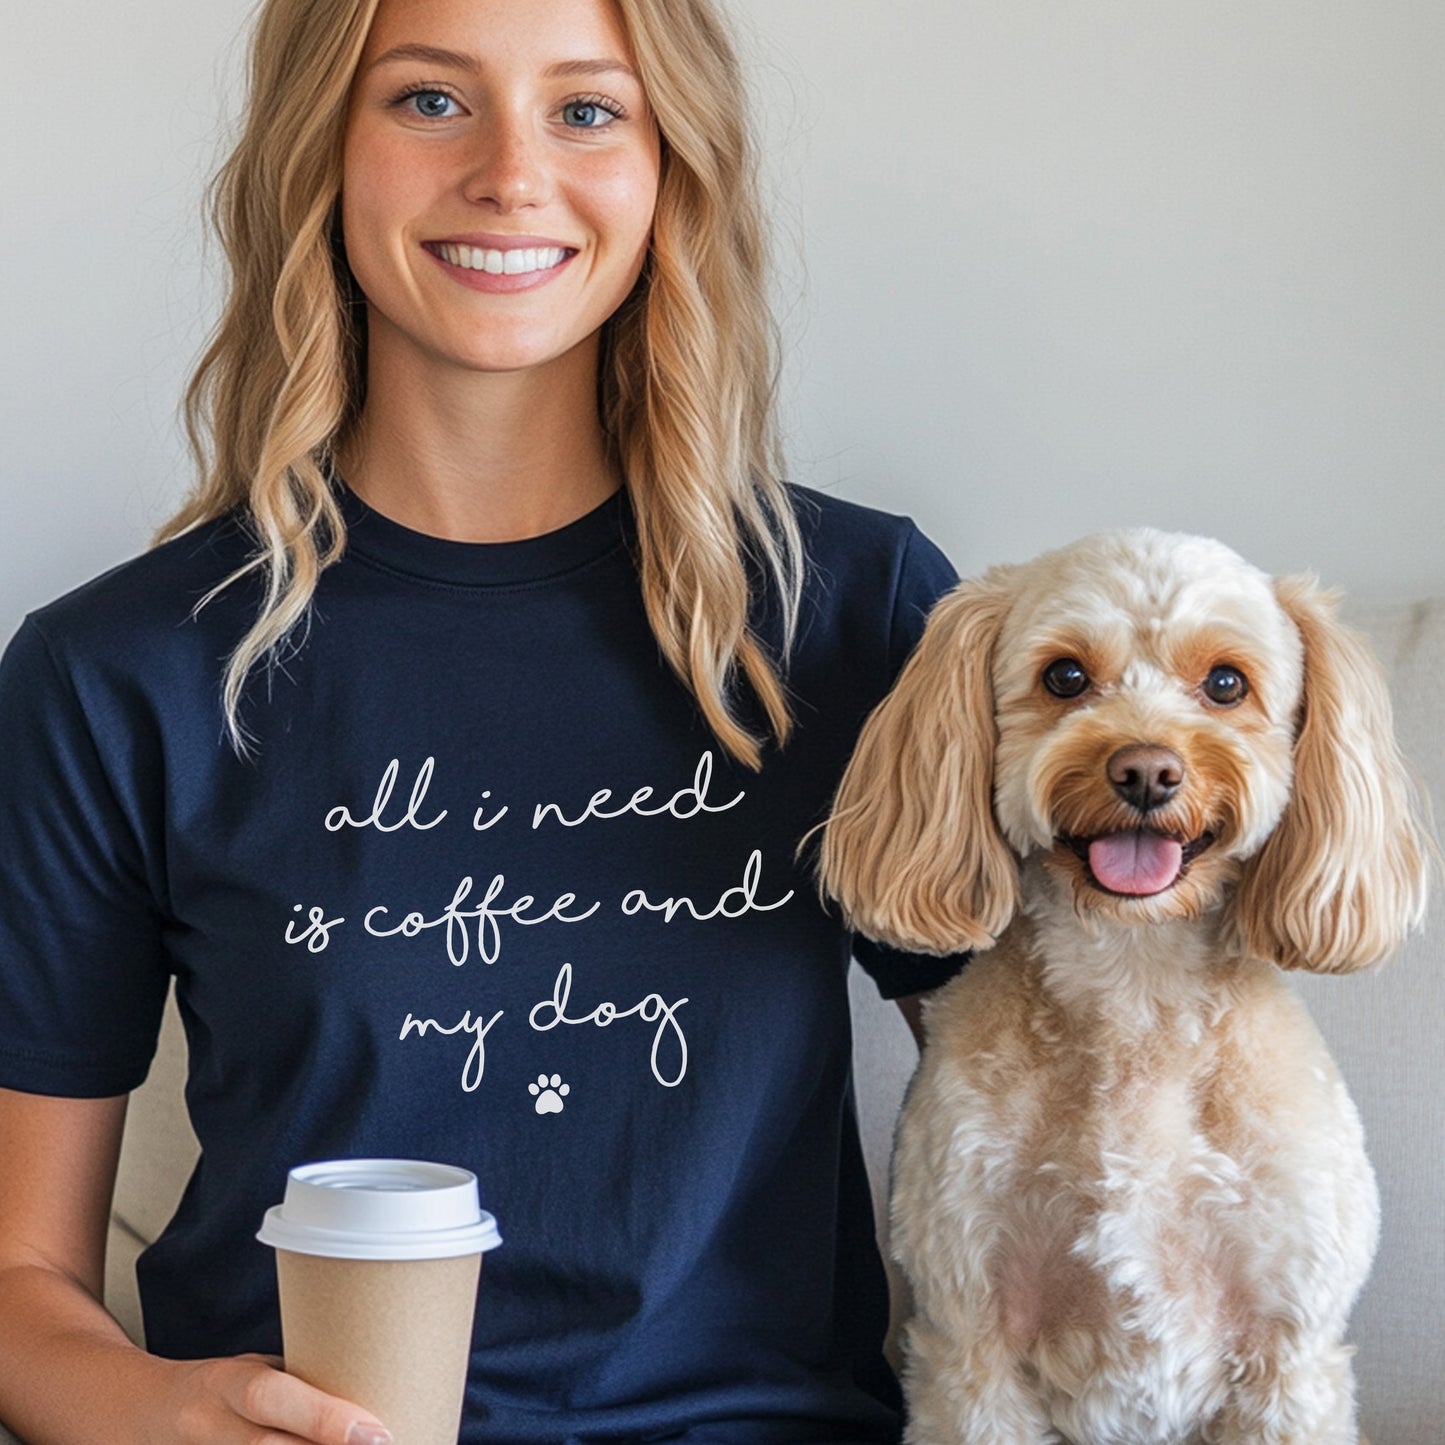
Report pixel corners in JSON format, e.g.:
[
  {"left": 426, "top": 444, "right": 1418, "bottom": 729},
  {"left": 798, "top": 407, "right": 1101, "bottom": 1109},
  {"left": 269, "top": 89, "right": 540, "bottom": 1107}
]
[
  {"left": 0, "top": 1089, "right": 390, "bottom": 1445},
  {"left": 145, "top": 1354, "right": 391, "bottom": 1445}
]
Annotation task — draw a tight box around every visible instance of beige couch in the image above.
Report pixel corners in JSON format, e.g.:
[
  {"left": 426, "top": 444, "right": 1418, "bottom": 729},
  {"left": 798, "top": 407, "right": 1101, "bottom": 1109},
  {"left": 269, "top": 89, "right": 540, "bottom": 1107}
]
[{"left": 5, "top": 598, "right": 1441, "bottom": 1444}]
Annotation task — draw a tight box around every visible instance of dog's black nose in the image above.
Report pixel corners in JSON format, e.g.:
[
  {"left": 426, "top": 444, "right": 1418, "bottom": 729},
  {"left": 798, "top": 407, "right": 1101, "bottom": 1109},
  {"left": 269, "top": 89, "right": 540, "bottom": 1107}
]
[{"left": 1107, "top": 745, "right": 1185, "bottom": 813}]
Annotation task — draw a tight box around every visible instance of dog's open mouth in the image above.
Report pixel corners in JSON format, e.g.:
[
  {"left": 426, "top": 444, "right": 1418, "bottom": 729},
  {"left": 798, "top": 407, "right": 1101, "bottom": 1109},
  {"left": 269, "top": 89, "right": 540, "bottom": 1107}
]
[{"left": 1059, "top": 829, "right": 1216, "bottom": 897}]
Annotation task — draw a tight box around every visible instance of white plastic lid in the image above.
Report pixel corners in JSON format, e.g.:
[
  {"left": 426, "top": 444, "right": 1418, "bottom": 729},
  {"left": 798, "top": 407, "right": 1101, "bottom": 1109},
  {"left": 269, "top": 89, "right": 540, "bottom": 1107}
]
[{"left": 256, "top": 1159, "right": 503, "bottom": 1260}]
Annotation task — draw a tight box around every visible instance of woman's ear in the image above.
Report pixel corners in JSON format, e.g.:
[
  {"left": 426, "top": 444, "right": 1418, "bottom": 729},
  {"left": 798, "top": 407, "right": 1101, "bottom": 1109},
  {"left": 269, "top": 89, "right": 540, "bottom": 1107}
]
[
  {"left": 818, "top": 575, "right": 1019, "bottom": 956},
  {"left": 1235, "top": 574, "right": 1432, "bottom": 973}
]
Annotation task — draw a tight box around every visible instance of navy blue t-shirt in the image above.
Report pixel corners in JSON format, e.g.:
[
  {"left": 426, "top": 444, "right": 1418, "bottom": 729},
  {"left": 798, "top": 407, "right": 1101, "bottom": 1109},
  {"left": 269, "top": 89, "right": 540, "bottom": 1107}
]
[{"left": 0, "top": 485, "right": 960, "bottom": 1443}]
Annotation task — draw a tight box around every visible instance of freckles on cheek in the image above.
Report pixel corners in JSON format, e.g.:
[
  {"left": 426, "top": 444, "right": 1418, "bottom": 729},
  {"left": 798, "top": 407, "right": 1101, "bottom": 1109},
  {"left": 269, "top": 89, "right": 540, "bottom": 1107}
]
[
  {"left": 346, "top": 145, "right": 425, "bottom": 208},
  {"left": 589, "top": 134, "right": 660, "bottom": 209},
  {"left": 596, "top": 165, "right": 658, "bottom": 225},
  {"left": 341, "top": 159, "right": 423, "bottom": 265}
]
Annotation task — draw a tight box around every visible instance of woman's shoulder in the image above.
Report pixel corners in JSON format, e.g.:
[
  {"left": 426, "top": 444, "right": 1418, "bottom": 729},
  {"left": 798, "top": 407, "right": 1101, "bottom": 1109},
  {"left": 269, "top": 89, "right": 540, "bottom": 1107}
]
[
  {"left": 773, "top": 485, "right": 958, "bottom": 708},
  {"left": 789, "top": 482, "right": 925, "bottom": 549},
  {"left": 22, "top": 511, "right": 255, "bottom": 661},
  {"left": 7, "top": 514, "right": 261, "bottom": 725},
  {"left": 786, "top": 483, "right": 957, "bottom": 629}
]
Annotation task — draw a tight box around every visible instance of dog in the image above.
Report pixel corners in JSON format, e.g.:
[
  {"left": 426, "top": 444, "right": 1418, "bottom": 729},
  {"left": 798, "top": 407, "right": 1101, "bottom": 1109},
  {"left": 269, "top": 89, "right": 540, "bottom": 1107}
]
[{"left": 820, "top": 530, "right": 1430, "bottom": 1444}]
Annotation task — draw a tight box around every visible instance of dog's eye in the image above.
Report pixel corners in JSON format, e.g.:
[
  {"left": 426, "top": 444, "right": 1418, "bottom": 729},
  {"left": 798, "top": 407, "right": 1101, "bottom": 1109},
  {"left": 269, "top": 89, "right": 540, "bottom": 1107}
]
[
  {"left": 1202, "top": 664, "right": 1249, "bottom": 706},
  {"left": 1042, "top": 658, "right": 1090, "bottom": 698}
]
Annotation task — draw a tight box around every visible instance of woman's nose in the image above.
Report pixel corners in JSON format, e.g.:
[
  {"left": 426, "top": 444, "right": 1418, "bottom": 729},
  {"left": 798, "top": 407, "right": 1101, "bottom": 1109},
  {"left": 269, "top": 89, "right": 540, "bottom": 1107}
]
[{"left": 462, "top": 116, "right": 549, "bottom": 211}]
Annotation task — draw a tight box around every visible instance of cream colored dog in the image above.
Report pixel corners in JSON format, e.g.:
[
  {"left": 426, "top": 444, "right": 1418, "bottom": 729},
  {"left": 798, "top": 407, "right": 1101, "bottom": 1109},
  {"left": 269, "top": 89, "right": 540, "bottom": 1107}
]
[{"left": 821, "top": 531, "right": 1429, "bottom": 1445}]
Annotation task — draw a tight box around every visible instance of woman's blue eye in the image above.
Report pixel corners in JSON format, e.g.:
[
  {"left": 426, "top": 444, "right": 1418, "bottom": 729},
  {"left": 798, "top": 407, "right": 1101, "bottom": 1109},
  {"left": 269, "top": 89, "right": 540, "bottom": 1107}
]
[
  {"left": 562, "top": 100, "right": 616, "bottom": 128},
  {"left": 409, "top": 90, "right": 456, "bottom": 119}
]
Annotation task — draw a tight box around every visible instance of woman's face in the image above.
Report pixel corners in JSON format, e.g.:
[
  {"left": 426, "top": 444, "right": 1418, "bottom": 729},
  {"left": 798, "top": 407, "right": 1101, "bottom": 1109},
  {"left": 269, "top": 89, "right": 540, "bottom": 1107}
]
[{"left": 341, "top": 0, "right": 661, "bottom": 383}]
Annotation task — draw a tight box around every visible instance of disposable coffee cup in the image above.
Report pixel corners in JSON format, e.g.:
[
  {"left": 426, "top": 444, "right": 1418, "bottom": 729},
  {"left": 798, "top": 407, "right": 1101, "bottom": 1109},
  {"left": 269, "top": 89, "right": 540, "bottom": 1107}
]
[{"left": 257, "top": 1159, "right": 501, "bottom": 1444}]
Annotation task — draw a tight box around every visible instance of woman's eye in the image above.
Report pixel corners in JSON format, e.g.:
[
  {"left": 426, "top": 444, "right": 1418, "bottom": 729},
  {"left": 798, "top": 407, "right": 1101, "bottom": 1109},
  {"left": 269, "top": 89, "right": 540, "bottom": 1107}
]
[
  {"left": 1042, "top": 658, "right": 1090, "bottom": 699},
  {"left": 1202, "top": 664, "right": 1249, "bottom": 705},
  {"left": 407, "top": 89, "right": 458, "bottom": 119},
  {"left": 561, "top": 98, "right": 619, "bottom": 128}
]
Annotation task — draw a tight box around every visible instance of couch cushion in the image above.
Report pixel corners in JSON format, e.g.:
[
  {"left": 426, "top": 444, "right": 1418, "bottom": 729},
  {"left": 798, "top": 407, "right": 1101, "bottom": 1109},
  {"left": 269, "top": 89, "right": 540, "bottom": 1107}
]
[
  {"left": 111, "top": 985, "right": 197, "bottom": 1250},
  {"left": 106, "top": 984, "right": 196, "bottom": 1348},
  {"left": 1291, "top": 596, "right": 1445, "bottom": 1445}
]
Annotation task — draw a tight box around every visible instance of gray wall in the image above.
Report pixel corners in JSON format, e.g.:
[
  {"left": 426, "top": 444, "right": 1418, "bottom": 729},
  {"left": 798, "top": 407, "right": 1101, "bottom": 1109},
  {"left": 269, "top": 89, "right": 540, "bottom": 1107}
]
[
  {"left": 2, "top": 4, "right": 1441, "bottom": 1437},
  {"left": 3, "top": 0, "right": 1443, "bottom": 645},
  {"left": 747, "top": 0, "right": 1445, "bottom": 588}
]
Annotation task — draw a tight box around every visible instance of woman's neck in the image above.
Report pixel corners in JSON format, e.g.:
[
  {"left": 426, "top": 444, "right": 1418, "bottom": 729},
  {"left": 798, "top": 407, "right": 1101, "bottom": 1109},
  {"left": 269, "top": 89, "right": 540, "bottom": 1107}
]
[{"left": 336, "top": 337, "right": 619, "bottom": 543}]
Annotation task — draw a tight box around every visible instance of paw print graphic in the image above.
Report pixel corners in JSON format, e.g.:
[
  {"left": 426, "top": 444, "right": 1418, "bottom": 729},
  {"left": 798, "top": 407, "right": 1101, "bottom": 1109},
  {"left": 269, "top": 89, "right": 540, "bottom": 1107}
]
[{"left": 529, "top": 1074, "right": 570, "bottom": 1115}]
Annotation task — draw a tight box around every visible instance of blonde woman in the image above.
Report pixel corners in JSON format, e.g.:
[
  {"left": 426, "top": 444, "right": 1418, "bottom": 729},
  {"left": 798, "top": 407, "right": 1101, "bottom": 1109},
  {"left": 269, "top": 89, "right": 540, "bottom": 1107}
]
[{"left": 0, "top": 0, "right": 961, "bottom": 1440}]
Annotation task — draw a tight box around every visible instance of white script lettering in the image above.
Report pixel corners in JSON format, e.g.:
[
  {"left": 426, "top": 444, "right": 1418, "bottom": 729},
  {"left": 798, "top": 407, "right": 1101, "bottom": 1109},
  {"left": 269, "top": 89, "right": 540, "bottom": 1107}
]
[
  {"left": 529, "top": 963, "right": 689, "bottom": 1087},
  {"left": 366, "top": 875, "right": 600, "bottom": 965},
  {"left": 326, "top": 757, "right": 447, "bottom": 833},
  {"left": 398, "top": 1008, "right": 504, "bottom": 1092},
  {"left": 532, "top": 751, "right": 744, "bottom": 829},
  {"left": 472, "top": 791, "right": 508, "bottom": 831},
  {"left": 620, "top": 849, "right": 793, "bottom": 923},
  {"left": 284, "top": 903, "right": 345, "bottom": 952}
]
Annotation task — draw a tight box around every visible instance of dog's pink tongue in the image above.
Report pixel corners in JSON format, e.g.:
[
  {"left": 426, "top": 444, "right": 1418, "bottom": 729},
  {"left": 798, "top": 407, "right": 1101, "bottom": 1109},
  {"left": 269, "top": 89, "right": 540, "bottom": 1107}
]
[{"left": 1088, "top": 832, "right": 1184, "bottom": 895}]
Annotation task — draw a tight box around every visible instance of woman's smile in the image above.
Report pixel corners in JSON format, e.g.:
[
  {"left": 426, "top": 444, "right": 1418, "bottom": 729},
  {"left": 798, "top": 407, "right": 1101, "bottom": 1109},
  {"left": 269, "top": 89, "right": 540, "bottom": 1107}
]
[
  {"left": 423, "top": 236, "right": 576, "bottom": 292},
  {"left": 429, "top": 241, "right": 571, "bottom": 276}
]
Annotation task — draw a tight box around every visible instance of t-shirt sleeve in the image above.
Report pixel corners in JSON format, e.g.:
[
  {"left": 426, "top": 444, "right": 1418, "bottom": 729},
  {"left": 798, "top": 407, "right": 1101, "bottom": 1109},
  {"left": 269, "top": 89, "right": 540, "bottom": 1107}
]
[
  {"left": 0, "top": 618, "right": 170, "bottom": 1096},
  {"left": 848, "top": 520, "right": 973, "bottom": 1000},
  {"left": 883, "top": 521, "right": 959, "bottom": 684}
]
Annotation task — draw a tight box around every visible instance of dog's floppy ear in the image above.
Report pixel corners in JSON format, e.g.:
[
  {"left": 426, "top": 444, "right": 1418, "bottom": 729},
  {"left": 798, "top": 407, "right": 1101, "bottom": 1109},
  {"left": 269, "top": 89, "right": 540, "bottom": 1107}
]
[
  {"left": 819, "top": 575, "right": 1019, "bottom": 955},
  {"left": 1235, "top": 575, "right": 1431, "bottom": 973}
]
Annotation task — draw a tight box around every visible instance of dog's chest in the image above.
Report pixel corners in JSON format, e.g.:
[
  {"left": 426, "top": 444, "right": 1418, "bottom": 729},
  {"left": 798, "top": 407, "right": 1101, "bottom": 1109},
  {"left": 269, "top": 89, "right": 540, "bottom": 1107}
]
[
  {"left": 897, "top": 941, "right": 1377, "bottom": 1442},
  {"left": 898, "top": 954, "right": 1342, "bottom": 1427},
  {"left": 983, "top": 1015, "right": 1233, "bottom": 1292},
  {"left": 992, "top": 1041, "right": 1252, "bottom": 1344}
]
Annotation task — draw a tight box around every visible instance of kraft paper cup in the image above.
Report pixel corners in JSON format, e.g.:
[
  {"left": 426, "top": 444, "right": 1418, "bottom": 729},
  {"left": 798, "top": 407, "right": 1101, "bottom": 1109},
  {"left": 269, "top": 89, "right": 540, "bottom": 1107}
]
[{"left": 258, "top": 1159, "right": 502, "bottom": 1445}]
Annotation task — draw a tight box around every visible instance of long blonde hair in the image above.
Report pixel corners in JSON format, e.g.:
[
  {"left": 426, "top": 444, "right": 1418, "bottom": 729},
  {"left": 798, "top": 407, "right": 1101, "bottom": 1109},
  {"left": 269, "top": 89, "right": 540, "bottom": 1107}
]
[{"left": 164, "top": 0, "right": 803, "bottom": 769}]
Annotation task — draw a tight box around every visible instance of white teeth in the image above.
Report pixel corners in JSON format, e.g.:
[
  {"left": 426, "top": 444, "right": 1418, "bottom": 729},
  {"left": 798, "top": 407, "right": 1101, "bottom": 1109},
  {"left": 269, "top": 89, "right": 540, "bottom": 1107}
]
[{"left": 437, "top": 243, "right": 566, "bottom": 275}]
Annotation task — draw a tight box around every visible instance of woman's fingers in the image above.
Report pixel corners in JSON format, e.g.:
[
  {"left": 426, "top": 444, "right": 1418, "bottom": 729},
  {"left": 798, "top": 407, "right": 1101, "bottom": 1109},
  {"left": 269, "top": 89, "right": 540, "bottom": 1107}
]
[
  {"left": 228, "top": 1357, "right": 392, "bottom": 1445},
  {"left": 171, "top": 1355, "right": 392, "bottom": 1445}
]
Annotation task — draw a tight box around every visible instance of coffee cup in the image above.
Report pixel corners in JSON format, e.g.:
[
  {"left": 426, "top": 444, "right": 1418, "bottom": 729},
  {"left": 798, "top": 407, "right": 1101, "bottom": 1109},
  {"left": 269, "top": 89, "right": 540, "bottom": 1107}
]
[{"left": 257, "top": 1158, "right": 502, "bottom": 1444}]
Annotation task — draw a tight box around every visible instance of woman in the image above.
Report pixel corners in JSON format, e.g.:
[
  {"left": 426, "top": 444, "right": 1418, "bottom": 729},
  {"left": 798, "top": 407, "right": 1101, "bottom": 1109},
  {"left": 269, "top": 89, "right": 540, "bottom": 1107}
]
[{"left": 0, "top": 0, "right": 961, "bottom": 1439}]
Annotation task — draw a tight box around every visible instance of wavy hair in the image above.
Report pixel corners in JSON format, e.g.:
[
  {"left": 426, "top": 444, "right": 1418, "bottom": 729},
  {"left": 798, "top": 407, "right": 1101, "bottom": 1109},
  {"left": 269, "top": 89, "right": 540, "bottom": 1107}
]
[{"left": 162, "top": 0, "right": 803, "bottom": 769}]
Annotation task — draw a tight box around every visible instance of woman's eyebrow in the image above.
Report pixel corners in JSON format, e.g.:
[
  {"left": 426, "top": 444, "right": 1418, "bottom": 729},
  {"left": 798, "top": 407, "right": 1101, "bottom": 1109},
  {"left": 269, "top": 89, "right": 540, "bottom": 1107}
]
[
  {"left": 366, "top": 44, "right": 638, "bottom": 81},
  {"left": 367, "top": 43, "right": 480, "bottom": 71},
  {"left": 544, "top": 58, "right": 639, "bottom": 81}
]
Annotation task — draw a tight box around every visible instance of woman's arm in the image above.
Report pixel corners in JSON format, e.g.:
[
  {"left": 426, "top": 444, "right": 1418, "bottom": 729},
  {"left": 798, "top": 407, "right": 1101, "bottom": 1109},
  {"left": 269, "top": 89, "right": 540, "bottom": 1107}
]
[
  {"left": 0, "top": 1088, "right": 391, "bottom": 1445},
  {"left": 894, "top": 992, "right": 930, "bottom": 1049}
]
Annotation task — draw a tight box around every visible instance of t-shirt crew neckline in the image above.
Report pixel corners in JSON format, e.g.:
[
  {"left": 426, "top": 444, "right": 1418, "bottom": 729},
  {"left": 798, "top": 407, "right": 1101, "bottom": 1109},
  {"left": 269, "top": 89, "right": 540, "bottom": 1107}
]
[{"left": 335, "top": 481, "right": 630, "bottom": 588}]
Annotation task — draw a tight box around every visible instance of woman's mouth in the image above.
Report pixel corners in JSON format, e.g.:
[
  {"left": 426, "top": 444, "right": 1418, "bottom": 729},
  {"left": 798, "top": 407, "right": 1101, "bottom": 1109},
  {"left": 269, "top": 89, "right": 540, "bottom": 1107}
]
[{"left": 429, "top": 242, "right": 571, "bottom": 276}]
